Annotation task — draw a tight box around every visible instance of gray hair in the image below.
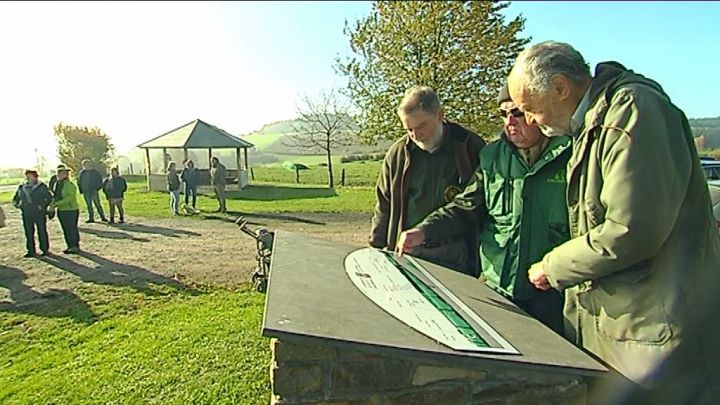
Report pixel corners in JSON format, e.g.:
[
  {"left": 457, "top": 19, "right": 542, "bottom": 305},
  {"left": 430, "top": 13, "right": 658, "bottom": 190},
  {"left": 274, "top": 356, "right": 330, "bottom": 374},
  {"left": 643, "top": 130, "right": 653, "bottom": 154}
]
[
  {"left": 397, "top": 86, "right": 441, "bottom": 116},
  {"left": 511, "top": 41, "right": 591, "bottom": 95}
]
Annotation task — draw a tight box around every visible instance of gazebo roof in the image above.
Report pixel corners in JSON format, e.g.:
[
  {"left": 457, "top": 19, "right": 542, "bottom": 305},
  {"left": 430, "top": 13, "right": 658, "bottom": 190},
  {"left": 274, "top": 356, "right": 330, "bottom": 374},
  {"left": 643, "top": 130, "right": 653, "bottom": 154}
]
[{"left": 139, "top": 119, "right": 254, "bottom": 149}]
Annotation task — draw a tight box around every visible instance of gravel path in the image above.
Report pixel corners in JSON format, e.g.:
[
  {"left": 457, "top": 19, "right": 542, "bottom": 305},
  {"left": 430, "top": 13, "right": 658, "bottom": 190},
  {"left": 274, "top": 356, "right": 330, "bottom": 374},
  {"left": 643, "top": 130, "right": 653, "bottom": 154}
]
[{"left": 0, "top": 204, "right": 372, "bottom": 304}]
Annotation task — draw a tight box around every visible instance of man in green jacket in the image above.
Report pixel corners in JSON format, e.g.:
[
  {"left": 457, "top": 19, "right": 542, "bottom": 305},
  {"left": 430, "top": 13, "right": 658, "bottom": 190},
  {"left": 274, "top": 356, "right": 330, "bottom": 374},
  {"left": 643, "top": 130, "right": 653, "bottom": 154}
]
[
  {"left": 52, "top": 164, "right": 81, "bottom": 254},
  {"left": 370, "top": 86, "right": 485, "bottom": 275},
  {"left": 508, "top": 41, "right": 720, "bottom": 403},
  {"left": 397, "top": 85, "right": 572, "bottom": 334}
]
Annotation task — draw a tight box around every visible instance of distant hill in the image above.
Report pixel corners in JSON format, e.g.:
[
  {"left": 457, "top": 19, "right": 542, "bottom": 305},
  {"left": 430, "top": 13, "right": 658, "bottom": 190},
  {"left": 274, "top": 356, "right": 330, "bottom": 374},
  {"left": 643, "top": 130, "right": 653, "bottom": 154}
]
[
  {"left": 689, "top": 117, "right": 720, "bottom": 149},
  {"left": 239, "top": 117, "right": 389, "bottom": 165},
  {"left": 247, "top": 119, "right": 298, "bottom": 136},
  {"left": 246, "top": 115, "right": 360, "bottom": 136}
]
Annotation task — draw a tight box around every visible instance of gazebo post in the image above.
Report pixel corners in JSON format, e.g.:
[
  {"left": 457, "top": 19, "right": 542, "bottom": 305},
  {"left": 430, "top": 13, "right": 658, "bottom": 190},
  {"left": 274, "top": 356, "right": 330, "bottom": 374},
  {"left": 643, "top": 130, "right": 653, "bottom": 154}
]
[
  {"left": 208, "top": 148, "right": 213, "bottom": 187},
  {"left": 236, "top": 147, "right": 242, "bottom": 190},
  {"left": 244, "top": 148, "right": 249, "bottom": 172},
  {"left": 183, "top": 148, "right": 189, "bottom": 164},
  {"left": 162, "top": 147, "right": 168, "bottom": 171},
  {"left": 145, "top": 148, "right": 152, "bottom": 191}
]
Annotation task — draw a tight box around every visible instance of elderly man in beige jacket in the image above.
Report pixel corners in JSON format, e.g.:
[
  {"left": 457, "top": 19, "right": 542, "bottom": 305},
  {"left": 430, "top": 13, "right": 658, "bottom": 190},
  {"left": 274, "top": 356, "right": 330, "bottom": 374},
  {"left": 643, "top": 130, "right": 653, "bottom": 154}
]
[{"left": 508, "top": 41, "right": 720, "bottom": 404}]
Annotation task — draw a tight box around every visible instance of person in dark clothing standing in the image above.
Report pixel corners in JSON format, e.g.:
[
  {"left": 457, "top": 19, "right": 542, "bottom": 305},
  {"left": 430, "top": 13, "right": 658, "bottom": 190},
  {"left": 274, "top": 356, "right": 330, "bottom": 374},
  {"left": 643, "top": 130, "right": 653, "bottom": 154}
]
[
  {"left": 167, "top": 161, "right": 181, "bottom": 215},
  {"left": 369, "top": 86, "right": 486, "bottom": 275},
  {"left": 12, "top": 169, "right": 53, "bottom": 257},
  {"left": 102, "top": 167, "right": 128, "bottom": 224},
  {"left": 52, "top": 164, "right": 81, "bottom": 254},
  {"left": 180, "top": 159, "right": 198, "bottom": 209},
  {"left": 78, "top": 159, "right": 107, "bottom": 223},
  {"left": 210, "top": 157, "right": 227, "bottom": 213}
]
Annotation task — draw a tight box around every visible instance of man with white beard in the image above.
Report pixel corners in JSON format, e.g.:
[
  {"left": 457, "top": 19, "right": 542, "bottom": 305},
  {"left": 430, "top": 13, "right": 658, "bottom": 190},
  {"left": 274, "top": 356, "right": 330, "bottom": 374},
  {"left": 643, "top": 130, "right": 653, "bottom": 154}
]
[{"left": 369, "top": 86, "right": 485, "bottom": 275}]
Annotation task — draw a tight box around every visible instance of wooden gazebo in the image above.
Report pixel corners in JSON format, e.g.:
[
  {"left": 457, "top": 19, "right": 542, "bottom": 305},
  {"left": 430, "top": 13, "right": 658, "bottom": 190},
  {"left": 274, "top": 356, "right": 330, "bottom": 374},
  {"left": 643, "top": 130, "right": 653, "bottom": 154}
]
[{"left": 138, "top": 119, "right": 254, "bottom": 191}]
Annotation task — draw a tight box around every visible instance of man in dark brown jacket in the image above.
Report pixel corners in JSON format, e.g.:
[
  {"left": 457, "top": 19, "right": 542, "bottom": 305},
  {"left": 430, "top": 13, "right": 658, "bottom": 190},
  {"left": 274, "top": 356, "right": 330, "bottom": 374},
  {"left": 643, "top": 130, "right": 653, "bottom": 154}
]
[{"left": 369, "top": 86, "right": 485, "bottom": 275}]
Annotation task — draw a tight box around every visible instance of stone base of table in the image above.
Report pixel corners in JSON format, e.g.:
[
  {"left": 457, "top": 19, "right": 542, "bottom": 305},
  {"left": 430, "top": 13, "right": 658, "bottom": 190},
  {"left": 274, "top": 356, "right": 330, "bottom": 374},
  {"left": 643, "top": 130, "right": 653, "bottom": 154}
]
[{"left": 269, "top": 338, "right": 586, "bottom": 405}]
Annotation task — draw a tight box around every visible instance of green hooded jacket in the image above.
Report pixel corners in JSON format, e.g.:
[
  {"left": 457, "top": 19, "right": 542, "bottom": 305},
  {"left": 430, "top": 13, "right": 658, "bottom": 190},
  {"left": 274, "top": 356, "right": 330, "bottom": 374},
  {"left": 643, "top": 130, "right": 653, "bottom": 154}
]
[
  {"left": 419, "top": 133, "right": 572, "bottom": 300},
  {"left": 53, "top": 179, "right": 80, "bottom": 211}
]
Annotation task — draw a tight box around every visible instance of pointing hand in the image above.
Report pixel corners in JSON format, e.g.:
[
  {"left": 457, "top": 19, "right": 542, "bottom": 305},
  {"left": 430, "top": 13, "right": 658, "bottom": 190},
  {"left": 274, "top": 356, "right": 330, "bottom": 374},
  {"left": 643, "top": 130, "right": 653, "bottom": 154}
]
[{"left": 396, "top": 229, "right": 425, "bottom": 257}]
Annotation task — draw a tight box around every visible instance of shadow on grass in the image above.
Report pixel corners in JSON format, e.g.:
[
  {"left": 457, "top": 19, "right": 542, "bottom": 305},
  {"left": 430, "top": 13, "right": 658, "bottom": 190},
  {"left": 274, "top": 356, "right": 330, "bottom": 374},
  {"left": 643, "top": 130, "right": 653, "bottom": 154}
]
[
  {"left": 79, "top": 226, "right": 151, "bottom": 242},
  {"left": 0, "top": 265, "right": 97, "bottom": 324},
  {"left": 223, "top": 211, "right": 325, "bottom": 226},
  {"left": 200, "top": 214, "right": 266, "bottom": 226},
  {"left": 225, "top": 184, "right": 337, "bottom": 201},
  {"left": 112, "top": 222, "right": 202, "bottom": 238},
  {"left": 40, "top": 252, "right": 199, "bottom": 297}
]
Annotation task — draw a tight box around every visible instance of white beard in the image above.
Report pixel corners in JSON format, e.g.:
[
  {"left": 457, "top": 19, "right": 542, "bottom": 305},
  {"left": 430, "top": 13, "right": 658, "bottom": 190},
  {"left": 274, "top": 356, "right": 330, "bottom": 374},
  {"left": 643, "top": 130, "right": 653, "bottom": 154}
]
[{"left": 412, "top": 124, "right": 444, "bottom": 152}]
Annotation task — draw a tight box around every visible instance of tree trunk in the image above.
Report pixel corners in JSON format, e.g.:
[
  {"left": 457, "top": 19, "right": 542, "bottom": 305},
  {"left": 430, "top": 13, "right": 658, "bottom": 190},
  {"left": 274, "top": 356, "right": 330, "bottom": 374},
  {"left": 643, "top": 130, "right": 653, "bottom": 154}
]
[{"left": 326, "top": 138, "right": 334, "bottom": 189}]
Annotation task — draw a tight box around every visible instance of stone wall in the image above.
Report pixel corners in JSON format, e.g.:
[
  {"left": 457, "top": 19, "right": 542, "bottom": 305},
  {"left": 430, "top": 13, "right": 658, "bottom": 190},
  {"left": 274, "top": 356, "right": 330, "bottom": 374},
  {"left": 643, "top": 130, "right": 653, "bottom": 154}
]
[{"left": 269, "top": 338, "right": 587, "bottom": 405}]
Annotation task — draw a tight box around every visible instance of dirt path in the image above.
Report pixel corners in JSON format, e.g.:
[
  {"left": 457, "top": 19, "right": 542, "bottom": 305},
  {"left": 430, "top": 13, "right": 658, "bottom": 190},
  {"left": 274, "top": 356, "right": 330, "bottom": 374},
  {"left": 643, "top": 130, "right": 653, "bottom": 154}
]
[{"left": 0, "top": 203, "right": 372, "bottom": 302}]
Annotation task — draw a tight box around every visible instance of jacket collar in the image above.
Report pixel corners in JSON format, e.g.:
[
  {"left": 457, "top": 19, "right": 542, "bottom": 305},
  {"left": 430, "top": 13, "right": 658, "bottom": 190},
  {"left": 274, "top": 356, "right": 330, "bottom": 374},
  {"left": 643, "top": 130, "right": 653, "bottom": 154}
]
[
  {"left": 570, "top": 87, "right": 592, "bottom": 135},
  {"left": 500, "top": 130, "right": 571, "bottom": 170},
  {"left": 578, "top": 62, "right": 629, "bottom": 136}
]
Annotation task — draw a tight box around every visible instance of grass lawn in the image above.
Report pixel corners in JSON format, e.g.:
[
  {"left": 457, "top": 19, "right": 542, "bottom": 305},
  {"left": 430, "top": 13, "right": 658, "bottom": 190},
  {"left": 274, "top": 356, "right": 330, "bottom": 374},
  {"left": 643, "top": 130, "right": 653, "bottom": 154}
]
[
  {"left": 0, "top": 167, "right": 379, "bottom": 403},
  {"left": 260, "top": 153, "right": 339, "bottom": 168},
  {"left": 0, "top": 284, "right": 269, "bottom": 404},
  {"left": 0, "top": 166, "right": 381, "bottom": 403},
  {"left": 123, "top": 181, "right": 375, "bottom": 219},
  {"left": 241, "top": 133, "right": 285, "bottom": 151},
  {"left": 252, "top": 160, "right": 381, "bottom": 187},
  {"left": 0, "top": 178, "right": 24, "bottom": 186},
  {"left": 0, "top": 170, "right": 378, "bottom": 219}
]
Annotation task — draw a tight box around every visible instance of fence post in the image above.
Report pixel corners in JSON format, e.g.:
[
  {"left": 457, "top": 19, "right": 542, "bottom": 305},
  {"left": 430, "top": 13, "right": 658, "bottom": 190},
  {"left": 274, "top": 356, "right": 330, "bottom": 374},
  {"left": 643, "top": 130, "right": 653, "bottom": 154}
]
[
  {"left": 250, "top": 167, "right": 255, "bottom": 181},
  {"left": 341, "top": 168, "right": 346, "bottom": 186}
]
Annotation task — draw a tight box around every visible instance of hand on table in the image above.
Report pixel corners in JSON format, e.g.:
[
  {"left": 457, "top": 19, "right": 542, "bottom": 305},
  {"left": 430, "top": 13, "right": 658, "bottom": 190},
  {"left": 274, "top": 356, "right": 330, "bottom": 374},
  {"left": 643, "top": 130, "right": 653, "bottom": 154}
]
[{"left": 395, "top": 229, "right": 425, "bottom": 257}]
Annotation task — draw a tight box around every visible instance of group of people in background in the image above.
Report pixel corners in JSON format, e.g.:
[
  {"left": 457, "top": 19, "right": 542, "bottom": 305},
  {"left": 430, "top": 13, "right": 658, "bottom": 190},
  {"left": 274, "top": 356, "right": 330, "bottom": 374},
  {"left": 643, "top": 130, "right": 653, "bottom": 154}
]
[
  {"left": 11, "top": 159, "right": 127, "bottom": 258},
  {"left": 10, "top": 153, "right": 229, "bottom": 257},
  {"left": 77, "top": 159, "right": 128, "bottom": 224},
  {"left": 165, "top": 156, "right": 226, "bottom": 215}
]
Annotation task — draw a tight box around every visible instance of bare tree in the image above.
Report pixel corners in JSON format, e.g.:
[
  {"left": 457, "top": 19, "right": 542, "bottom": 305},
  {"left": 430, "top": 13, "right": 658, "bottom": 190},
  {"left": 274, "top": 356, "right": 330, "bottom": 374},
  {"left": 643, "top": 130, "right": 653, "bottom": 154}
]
[{"left": 283, "top": 89, "right": 355, "bottom": 188}]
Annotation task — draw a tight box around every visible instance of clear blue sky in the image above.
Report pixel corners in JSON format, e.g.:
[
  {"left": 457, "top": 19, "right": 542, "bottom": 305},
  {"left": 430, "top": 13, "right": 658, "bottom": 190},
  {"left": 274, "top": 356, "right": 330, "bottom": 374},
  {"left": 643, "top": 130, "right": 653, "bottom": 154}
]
[
  {"left": 0, "top": 1, "right": 717, "bottom": 168},
  {"left": 504, "top": 1, "right": 720, "bottom": 119}
]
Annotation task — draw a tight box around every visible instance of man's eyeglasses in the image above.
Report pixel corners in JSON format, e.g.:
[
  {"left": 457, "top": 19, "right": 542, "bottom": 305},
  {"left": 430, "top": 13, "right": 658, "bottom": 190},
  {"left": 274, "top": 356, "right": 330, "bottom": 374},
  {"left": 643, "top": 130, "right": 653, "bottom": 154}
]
[{"left": 499, "top": 107, "right": 525, "bottom": 119}]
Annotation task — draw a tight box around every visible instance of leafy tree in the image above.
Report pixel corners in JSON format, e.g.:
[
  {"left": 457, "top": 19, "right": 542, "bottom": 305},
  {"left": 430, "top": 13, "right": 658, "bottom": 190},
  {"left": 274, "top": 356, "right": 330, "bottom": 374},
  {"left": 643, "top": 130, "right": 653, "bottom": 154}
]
[
  {"left": 282, "top": 89, "right": 355, "bottom": 188},
  {"left": 54, "top": 123, "right": 116, "bottom": 175},
  {"left": 337, "top": 1, "right": 529, "bottom": 143}
]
